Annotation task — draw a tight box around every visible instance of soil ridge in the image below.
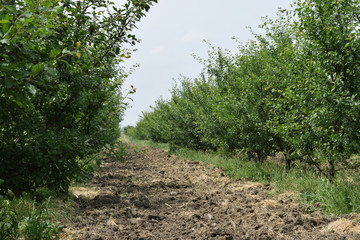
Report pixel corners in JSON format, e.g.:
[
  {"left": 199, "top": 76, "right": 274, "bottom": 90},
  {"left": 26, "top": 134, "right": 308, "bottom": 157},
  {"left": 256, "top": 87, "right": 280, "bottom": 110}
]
[{"left": 62, "top": 144, "right": 360, "bottom": 240}]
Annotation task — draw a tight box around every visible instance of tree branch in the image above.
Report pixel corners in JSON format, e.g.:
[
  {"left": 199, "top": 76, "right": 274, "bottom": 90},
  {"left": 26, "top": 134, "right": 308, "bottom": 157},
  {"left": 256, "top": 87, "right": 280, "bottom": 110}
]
[{"left": 94, "top": 8, "right": 137, "bottom": 67}]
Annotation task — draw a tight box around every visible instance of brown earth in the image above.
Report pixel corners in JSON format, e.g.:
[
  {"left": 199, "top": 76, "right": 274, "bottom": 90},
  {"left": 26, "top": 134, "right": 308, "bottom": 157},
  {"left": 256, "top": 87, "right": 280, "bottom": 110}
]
[{"left": 61, "top": 143, "right": 360, "bottom": 240}]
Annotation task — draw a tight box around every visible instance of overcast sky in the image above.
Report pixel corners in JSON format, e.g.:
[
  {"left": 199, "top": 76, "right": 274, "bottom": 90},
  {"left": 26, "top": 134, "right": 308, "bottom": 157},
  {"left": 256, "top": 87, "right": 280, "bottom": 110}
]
[{"left": 121, "top": 0, "right": 292, "bottom": 127}]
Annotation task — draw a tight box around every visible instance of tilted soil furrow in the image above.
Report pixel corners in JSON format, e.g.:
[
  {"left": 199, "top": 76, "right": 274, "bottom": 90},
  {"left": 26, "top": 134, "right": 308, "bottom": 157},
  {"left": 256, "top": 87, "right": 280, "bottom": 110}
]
[{"left": 63, "top": 145, "right": 359, "bottom": 240}]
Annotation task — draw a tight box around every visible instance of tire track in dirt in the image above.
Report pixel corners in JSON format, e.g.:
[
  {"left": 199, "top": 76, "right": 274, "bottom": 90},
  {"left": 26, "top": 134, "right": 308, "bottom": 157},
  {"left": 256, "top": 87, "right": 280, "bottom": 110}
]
[{"left": 62, "top": 144, "right": 360, "bottom": 240}]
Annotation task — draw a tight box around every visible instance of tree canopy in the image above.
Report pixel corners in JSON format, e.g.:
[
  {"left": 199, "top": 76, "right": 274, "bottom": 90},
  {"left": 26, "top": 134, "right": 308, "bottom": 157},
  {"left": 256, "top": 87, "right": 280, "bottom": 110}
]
[{"left": 0, "top": 0, "right": 157, "bottom": 197}]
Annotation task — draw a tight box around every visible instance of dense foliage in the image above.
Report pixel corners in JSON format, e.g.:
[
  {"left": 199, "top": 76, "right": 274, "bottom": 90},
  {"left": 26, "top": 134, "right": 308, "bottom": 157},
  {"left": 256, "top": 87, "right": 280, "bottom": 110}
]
[
  {"left": 0, "top": 0, "right": 157, "bottom": 197},
  {"left": 129, "top": 0, "right": 360, "bottom": 181}
]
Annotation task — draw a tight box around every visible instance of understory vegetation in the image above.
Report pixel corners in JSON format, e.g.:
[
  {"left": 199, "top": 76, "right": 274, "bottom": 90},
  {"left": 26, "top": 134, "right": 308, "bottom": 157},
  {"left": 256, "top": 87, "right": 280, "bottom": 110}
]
[
  {"left": 127, "top": 0, "right": 360, "bottom": 214},
  {"left": 0, "top": 0, "right": 156, "bottom": 238},
  {"left": 0, "top": 197, "right": 65, "bottom": 240}
]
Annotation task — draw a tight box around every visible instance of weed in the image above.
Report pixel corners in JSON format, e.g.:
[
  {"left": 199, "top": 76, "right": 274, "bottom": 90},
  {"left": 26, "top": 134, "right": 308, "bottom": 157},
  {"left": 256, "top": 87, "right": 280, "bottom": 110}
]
[
  {"left": 21, "top": 201, "right": 60, "bottom": 240},
  {"left": 0, "top": 197, "right": 61, "bottom": 240},
  {"left": 0, "top": 199, "right": 19, "bottom": 240}
]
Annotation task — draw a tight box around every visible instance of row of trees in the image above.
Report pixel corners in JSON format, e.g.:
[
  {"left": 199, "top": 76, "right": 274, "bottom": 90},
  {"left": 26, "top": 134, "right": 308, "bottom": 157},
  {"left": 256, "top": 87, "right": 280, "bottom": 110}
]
[
  {"left": 128, "top": 0, "right": 360, "bottom": 181},
  {"left": 0, "top": 0, "right": 157, "bottom": 197}
]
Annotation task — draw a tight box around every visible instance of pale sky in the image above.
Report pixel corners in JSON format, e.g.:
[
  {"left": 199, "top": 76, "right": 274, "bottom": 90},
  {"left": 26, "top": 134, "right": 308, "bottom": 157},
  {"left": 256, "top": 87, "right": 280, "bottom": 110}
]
[{"left": 121, "top": 0, "right": 292, "bottom": 126}]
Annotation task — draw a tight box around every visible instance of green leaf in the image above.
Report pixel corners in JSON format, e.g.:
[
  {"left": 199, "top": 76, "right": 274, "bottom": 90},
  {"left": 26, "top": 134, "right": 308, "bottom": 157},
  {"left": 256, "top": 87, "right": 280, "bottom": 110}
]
[
  {"left": 0, "top": 19, "right": 10, "bottom": 24},
  {"left": 31, "top": 63, "right": 45, "bottom": 77},
  {"left": 0, "top": 39, "right": 10, "bottom": 45},
  {"left": 41, "top": 0, "right": 52, "bottom": 7},
  {"left": 28, "top": 84, "right": 37, "bottom": 95},
  {"left": 62, "top": 48, "right": 71, "bottom": 55},
  {"left": 50, "top": 48, "right": 61, "bottom": 58},
  {"left": 2, "top": 23, "right": 11, "bottom": 33},
  {"left": 45, "top": 67, "right": 58, "bottom": 77},
  {"left": 4, "top": 77, "right": 14, "bottom": 88},
  {"left": 24, "top": 0, "right": 35, "bottom": 7},
  {"left": 12, "top": 99, "right": 24, "bottom": 108}
]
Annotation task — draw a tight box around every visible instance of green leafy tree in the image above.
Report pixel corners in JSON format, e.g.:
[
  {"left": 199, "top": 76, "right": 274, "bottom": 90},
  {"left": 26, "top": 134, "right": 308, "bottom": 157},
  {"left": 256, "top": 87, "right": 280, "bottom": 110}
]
[
  {"left": 0, "top": 0, "right": 157, "bottom": 197},
  {"left": 130, "top": 0, "right": 360, "bottom": 181},
  {"left": 292, "top": 0, "right": 360, "bottom": 180}
]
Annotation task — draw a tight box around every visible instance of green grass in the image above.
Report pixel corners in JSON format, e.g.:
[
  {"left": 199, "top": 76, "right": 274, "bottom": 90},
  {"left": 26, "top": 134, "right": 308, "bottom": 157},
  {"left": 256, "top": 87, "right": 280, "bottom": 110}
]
[
  {"left": 127, "top": 137, "right": 360, "bottom": 215},
  {"left": 124, "top": 136, "right": 170, "bottom": 151},
  {"left": 0, "top": 196, "right": 65, "bottom": 240}
]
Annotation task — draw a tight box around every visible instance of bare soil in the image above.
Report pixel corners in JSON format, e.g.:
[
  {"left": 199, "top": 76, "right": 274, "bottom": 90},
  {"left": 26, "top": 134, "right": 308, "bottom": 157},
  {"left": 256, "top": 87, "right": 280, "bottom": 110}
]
[{"left": 62, "top": 144, "right": 360, "bottom": 240}]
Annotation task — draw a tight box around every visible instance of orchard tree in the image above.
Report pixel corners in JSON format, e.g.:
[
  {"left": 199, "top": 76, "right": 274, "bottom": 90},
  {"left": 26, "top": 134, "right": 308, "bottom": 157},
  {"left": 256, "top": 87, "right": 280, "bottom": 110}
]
[
  {"left": 293, "top": 0, "right": 360, "bottom": 180},
  {"left": 129, "top": 0, "right": 360, "bottom": 181},
  {"left": 0, "top": 0, "right": 157, "bottom": 197}
]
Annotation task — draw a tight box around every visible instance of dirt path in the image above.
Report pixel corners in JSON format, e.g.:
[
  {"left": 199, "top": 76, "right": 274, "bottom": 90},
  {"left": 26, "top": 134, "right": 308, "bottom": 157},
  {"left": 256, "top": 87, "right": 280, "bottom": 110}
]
[{"left": 62, "top": 143, "right": 360, "bottom": 240}]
